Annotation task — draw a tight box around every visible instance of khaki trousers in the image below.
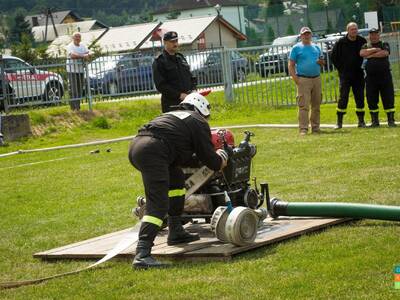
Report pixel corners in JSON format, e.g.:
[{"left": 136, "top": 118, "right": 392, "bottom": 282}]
[{"left": 296, "top": 76, "right": 322, "bottom": 132}]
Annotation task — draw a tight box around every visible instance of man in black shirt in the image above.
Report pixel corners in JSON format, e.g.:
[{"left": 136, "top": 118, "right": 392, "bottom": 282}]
[
  {"left": 331, "top": 22, "right": 367, "bottom": 128},
  {"left": 128, "top": 93, "right": 228, "bottom": 269},
  {"left": 360, "top": 28, "right": 396, "bottom": 127},
  {"left": 153, "top": 31, "right": 197, "bottom": 112}
]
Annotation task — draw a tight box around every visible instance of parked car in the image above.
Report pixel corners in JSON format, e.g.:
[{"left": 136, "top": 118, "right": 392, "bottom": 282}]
[
  {"left": 185, "top": 50, "right": 248, "bottom": 85},
  {"left": 0, "top": 55, "right": 64, "bottom": 104},
  {"left": 88, "top": 54, "right": 154, "bottom": 95},
  {"left": 256, "top": 35, "right": 323, "bottom": 77}
]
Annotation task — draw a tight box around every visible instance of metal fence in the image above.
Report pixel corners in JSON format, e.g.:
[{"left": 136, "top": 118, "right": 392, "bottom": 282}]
[{"left": 1, "top": 33, "right": 399, "bottom": 112}]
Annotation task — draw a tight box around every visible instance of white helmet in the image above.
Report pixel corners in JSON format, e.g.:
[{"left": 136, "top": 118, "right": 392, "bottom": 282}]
[{"left": 181, "top": 93, "right": 211, "bottom": 117}]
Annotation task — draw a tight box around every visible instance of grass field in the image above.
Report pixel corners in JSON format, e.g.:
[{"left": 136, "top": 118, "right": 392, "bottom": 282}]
[{"left": 1, "top": 94, "right": 400, "bottom": 299}]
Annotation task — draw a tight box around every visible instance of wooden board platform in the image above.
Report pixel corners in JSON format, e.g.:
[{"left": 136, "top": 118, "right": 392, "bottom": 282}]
[{"left": 34, "top": 217, "right": 351, "bottom": 261}]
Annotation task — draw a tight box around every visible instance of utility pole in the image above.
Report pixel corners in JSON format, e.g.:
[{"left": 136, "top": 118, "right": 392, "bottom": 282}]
[{"left": 44, "top": 8, "right": 58, "bottom": 43}]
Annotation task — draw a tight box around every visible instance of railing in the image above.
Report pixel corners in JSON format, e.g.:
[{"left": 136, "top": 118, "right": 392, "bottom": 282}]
[{"left": 1, "top": 33, "right": 399, "bottom": 112}]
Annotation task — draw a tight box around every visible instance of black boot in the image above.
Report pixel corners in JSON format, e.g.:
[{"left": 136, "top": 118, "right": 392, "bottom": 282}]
[
  {"left": 167, "top": 216, "right": 200, "bottom": 246},
  {"left": 132, "top": 240, "right": 168, "bottom": 269},
  {"left": 387, "top": 112, "right": 397, "bottom": 127},
  {"left": 334, "top": 112, "right": 344, "bottom": 129},
  {"left": 356, "top": 112, "right": 366, "bottom": 128},
  {"left": 369, "top": 112, "right": 380, "bottom": 128}
]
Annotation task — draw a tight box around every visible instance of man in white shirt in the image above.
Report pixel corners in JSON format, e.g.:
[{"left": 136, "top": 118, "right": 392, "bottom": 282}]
[{"left": 66, "top": 32, "right": 90, "bottom": 110}]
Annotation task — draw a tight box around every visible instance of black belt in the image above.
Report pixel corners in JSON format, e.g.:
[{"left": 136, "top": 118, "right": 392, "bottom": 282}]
[{"left": 298, "top": 75, "right": 320, "bottom": 78}]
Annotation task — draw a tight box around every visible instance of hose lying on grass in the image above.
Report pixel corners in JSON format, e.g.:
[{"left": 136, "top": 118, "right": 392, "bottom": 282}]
[{"left": 0, "top": 123, "right": 356, "bottom": 159}]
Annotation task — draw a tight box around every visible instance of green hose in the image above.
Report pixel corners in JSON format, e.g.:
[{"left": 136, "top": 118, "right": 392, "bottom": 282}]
[{"left": 271, "top": 199, "right": 400, "bottom": 221}]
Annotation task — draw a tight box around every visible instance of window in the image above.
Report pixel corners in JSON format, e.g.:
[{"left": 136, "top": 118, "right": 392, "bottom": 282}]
[{"left": 4, "top": 59, "right": 32, "bottom": 73}]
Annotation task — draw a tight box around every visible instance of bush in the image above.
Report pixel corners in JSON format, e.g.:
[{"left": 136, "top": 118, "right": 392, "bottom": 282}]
[{"left": 92, "top": 116, "right": 111, "bottom": 129}]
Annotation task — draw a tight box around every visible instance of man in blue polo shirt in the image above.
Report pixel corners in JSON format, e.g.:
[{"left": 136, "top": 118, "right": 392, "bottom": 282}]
[{"left": 288, "top": 27, "right": 325, "bottom": 135}]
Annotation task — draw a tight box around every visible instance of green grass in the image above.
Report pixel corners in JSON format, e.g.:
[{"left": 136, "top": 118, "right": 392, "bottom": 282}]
[{"left": 1, "top": 94, "right": 400, "bottom": 299}]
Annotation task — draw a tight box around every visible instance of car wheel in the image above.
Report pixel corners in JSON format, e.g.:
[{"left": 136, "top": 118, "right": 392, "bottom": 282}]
[
  {"left": 44, "top": 81, "right": 63, "bottom": 102},
  {"left": 234, "top": 68, "right": 246, "bottom": 83}
]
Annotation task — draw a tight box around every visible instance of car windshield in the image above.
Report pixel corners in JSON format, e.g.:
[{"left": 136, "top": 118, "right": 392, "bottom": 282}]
[
  {"left": 87, "top": 56, "right": 123, "bottom": 76},
  {"left": 186, "top": 51, "right": 220, "bottom": 70},
  {"left": 272, "top": 36, "right": 298, "bottom": 46}
]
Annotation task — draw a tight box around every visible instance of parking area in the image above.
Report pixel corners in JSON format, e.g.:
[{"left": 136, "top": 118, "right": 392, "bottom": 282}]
[{"left": 1, "top": 32, "right": 399, "bottom": 111}]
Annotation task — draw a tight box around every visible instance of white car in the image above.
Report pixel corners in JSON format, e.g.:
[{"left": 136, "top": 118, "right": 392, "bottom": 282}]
[{"left": 1, "top": 55, "right": 64, "bottom": 103}]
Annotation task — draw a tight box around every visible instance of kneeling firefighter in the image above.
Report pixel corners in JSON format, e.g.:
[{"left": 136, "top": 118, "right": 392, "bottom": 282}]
[{"left": 128, "top": 93, "right": 228, "bottom": 269}]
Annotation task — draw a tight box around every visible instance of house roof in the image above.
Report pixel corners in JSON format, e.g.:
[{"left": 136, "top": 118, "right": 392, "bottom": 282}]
[
  {"left": 47, "top": 28, "right": 107, "bottom": 57},
  {"left": 32, "top": 20, "right": 108, "bottom": 42},
  {"left": 47, "top": 22, "right": 162, "bottom": 57},
  {"left": 153, "top": 0, "right": 245, "bottom": 14},
  {"left": 26, "top": 10, "right": 83, "bottom": 27},
  {"left": 96, "top": 22, "right": 161, "bottom": 53},
  {"left": 140, "top": 15, "right": 246, "bottom": 50}
]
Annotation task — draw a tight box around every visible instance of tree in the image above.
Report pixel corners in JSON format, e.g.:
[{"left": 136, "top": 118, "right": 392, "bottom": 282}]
[
  {"left": 166, "top": 11, "right": 181, "bottom": 20},
  {"left": 11, "top": 33, "right": 36, "bottom": 64},
  {"left": 9, "top": 11, "right": 33, "bottom": 44},
  {"left": 266, "top": 0, "right": 285, "bottom": 17},
  {"left": 89, "top": 39, "right": 103, "bottom": 60},
  {"left": 267, "top": 26, "right": 275, "bottom": 43},
  {"left": 245, "top": 27, "right": 263, "bottom": 46},
  {"left": 286, "top": 23, "right": 295, "bottom": 35},
  {"left": 327, "top": 19, "right": 334, "bottom": 34}
]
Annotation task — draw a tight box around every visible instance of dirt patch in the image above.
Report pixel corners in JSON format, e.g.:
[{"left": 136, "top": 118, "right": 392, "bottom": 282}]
[{"left": 30, "top": 109, "right": 112, "bottom": 137}]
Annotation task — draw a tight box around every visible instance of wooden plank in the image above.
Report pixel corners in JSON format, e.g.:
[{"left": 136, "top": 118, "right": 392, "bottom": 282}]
[
  {"left": 183, "top": 218, "right": 350, "bottom": 258},
  {"left": 34, "top": 217, "right": 352, "bottom": 261}
]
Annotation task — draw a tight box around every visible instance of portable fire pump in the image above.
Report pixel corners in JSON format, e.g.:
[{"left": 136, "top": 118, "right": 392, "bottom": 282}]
[
  {"left": 180, "top": 129, "right": 262, "bottom": 221},
  {"left": 133, "top": 129, "right": 266, "bottom": 232}
]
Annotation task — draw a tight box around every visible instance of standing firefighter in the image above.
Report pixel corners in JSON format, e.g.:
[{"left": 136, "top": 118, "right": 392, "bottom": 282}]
[
  {"left": 128, "top": 93, "right": 228, "bottom": 269},
  {"left": 331, "top": 22, "right": 367, "bottom": 128},
  {"left": 153, "top": 31, "right": 197, "bottom": 112},
  {"left": 360, "top": 28, "right": 396, "bottom": 127}
]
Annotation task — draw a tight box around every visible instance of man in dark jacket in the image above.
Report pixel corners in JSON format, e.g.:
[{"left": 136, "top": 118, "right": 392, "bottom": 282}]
[
  {"left": 360, "top": 28, "right": 396, "bottom": 127},
  {"left": 153, "top": 31, "right": 197, "bottom": 112},
  {"left": 331, "top": 22, "right": 367, "bottom": 128},
  {"left": 128, "top": 93, "right": 228, "bottom": 269}
]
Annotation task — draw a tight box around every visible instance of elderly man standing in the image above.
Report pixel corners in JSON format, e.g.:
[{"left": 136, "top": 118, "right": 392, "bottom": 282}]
[
  {"left": 66, "top": 32, "right": 90, "bottom": 111},
  {"left": 288, "top": 27, "right": 325, "bottom": 135},
  {"left": 331, "top": 22, "right": 367, "bottom": 129},
  {"left": 152, "top": 31, "right": 197, "bottom": 113}
]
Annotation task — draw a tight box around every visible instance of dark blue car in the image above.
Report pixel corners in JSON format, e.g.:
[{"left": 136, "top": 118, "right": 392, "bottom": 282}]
[{"left": 88, "top": 54, "right": 154, "bottom": 95}]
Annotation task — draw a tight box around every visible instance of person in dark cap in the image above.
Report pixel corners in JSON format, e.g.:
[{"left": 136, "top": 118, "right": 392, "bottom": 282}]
[
  {"left": 152, "top": 31, "right": 197, "bottom": 112},
  {"left": 360, "top": 28, "right": 396, "bottom": 127}
]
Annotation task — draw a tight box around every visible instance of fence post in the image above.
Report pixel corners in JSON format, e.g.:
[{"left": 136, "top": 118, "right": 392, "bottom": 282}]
[
  {"left": 0, "top": 55, "right": 9, "bottom": 114},
  {"left": 85, "top": 62, "right": 93, "bottom": 111},
  {"left": 221, "top": 47, "right": 234, "bottom": 102}
]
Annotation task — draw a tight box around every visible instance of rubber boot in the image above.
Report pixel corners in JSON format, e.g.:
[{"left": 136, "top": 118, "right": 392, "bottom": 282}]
[
  {"left": 356, "top": 112, "right": 366, "bottom": 128},
  {"left": 167, "top": 216, "right": 200, "bottom": 246},
  {"left": 334, "top": 112, "right": 344, "bottom": 129},
  {"left": 132, "top": 240, "right": 168, "bottom": 270},
  {"left": 369, "top": 112, "right": 380, "bottom": 128},
  {"left": 387, "top": 112, "right": 397, "bottom": 127}
]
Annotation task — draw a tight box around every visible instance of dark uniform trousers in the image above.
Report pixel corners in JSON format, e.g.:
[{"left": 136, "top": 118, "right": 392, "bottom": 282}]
[
  {"left": 366, "top": 71, "right": 395, "bottom": 112},
  {"left": 337, "top": 73, "right": 365, "bottom": 113},
  {"left": 128, "top": 135, "right": 185, "bottom": 242}
]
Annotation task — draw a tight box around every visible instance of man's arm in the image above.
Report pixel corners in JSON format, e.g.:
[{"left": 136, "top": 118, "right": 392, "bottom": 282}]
[
  {"left": 330, "top": 40, "right": 341, "bottom": 70},
  {"left": 288, "top": 59, "right": 299, "bottom": 85},
  {"left": 68, "top": 45, "right": 90, "bottom": 60},
  {"left": 360, "top": 47, "right": 380, "bottom": 58},
  {"left": 365, "top": 50, "right": 389, "bottom": 58}
]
